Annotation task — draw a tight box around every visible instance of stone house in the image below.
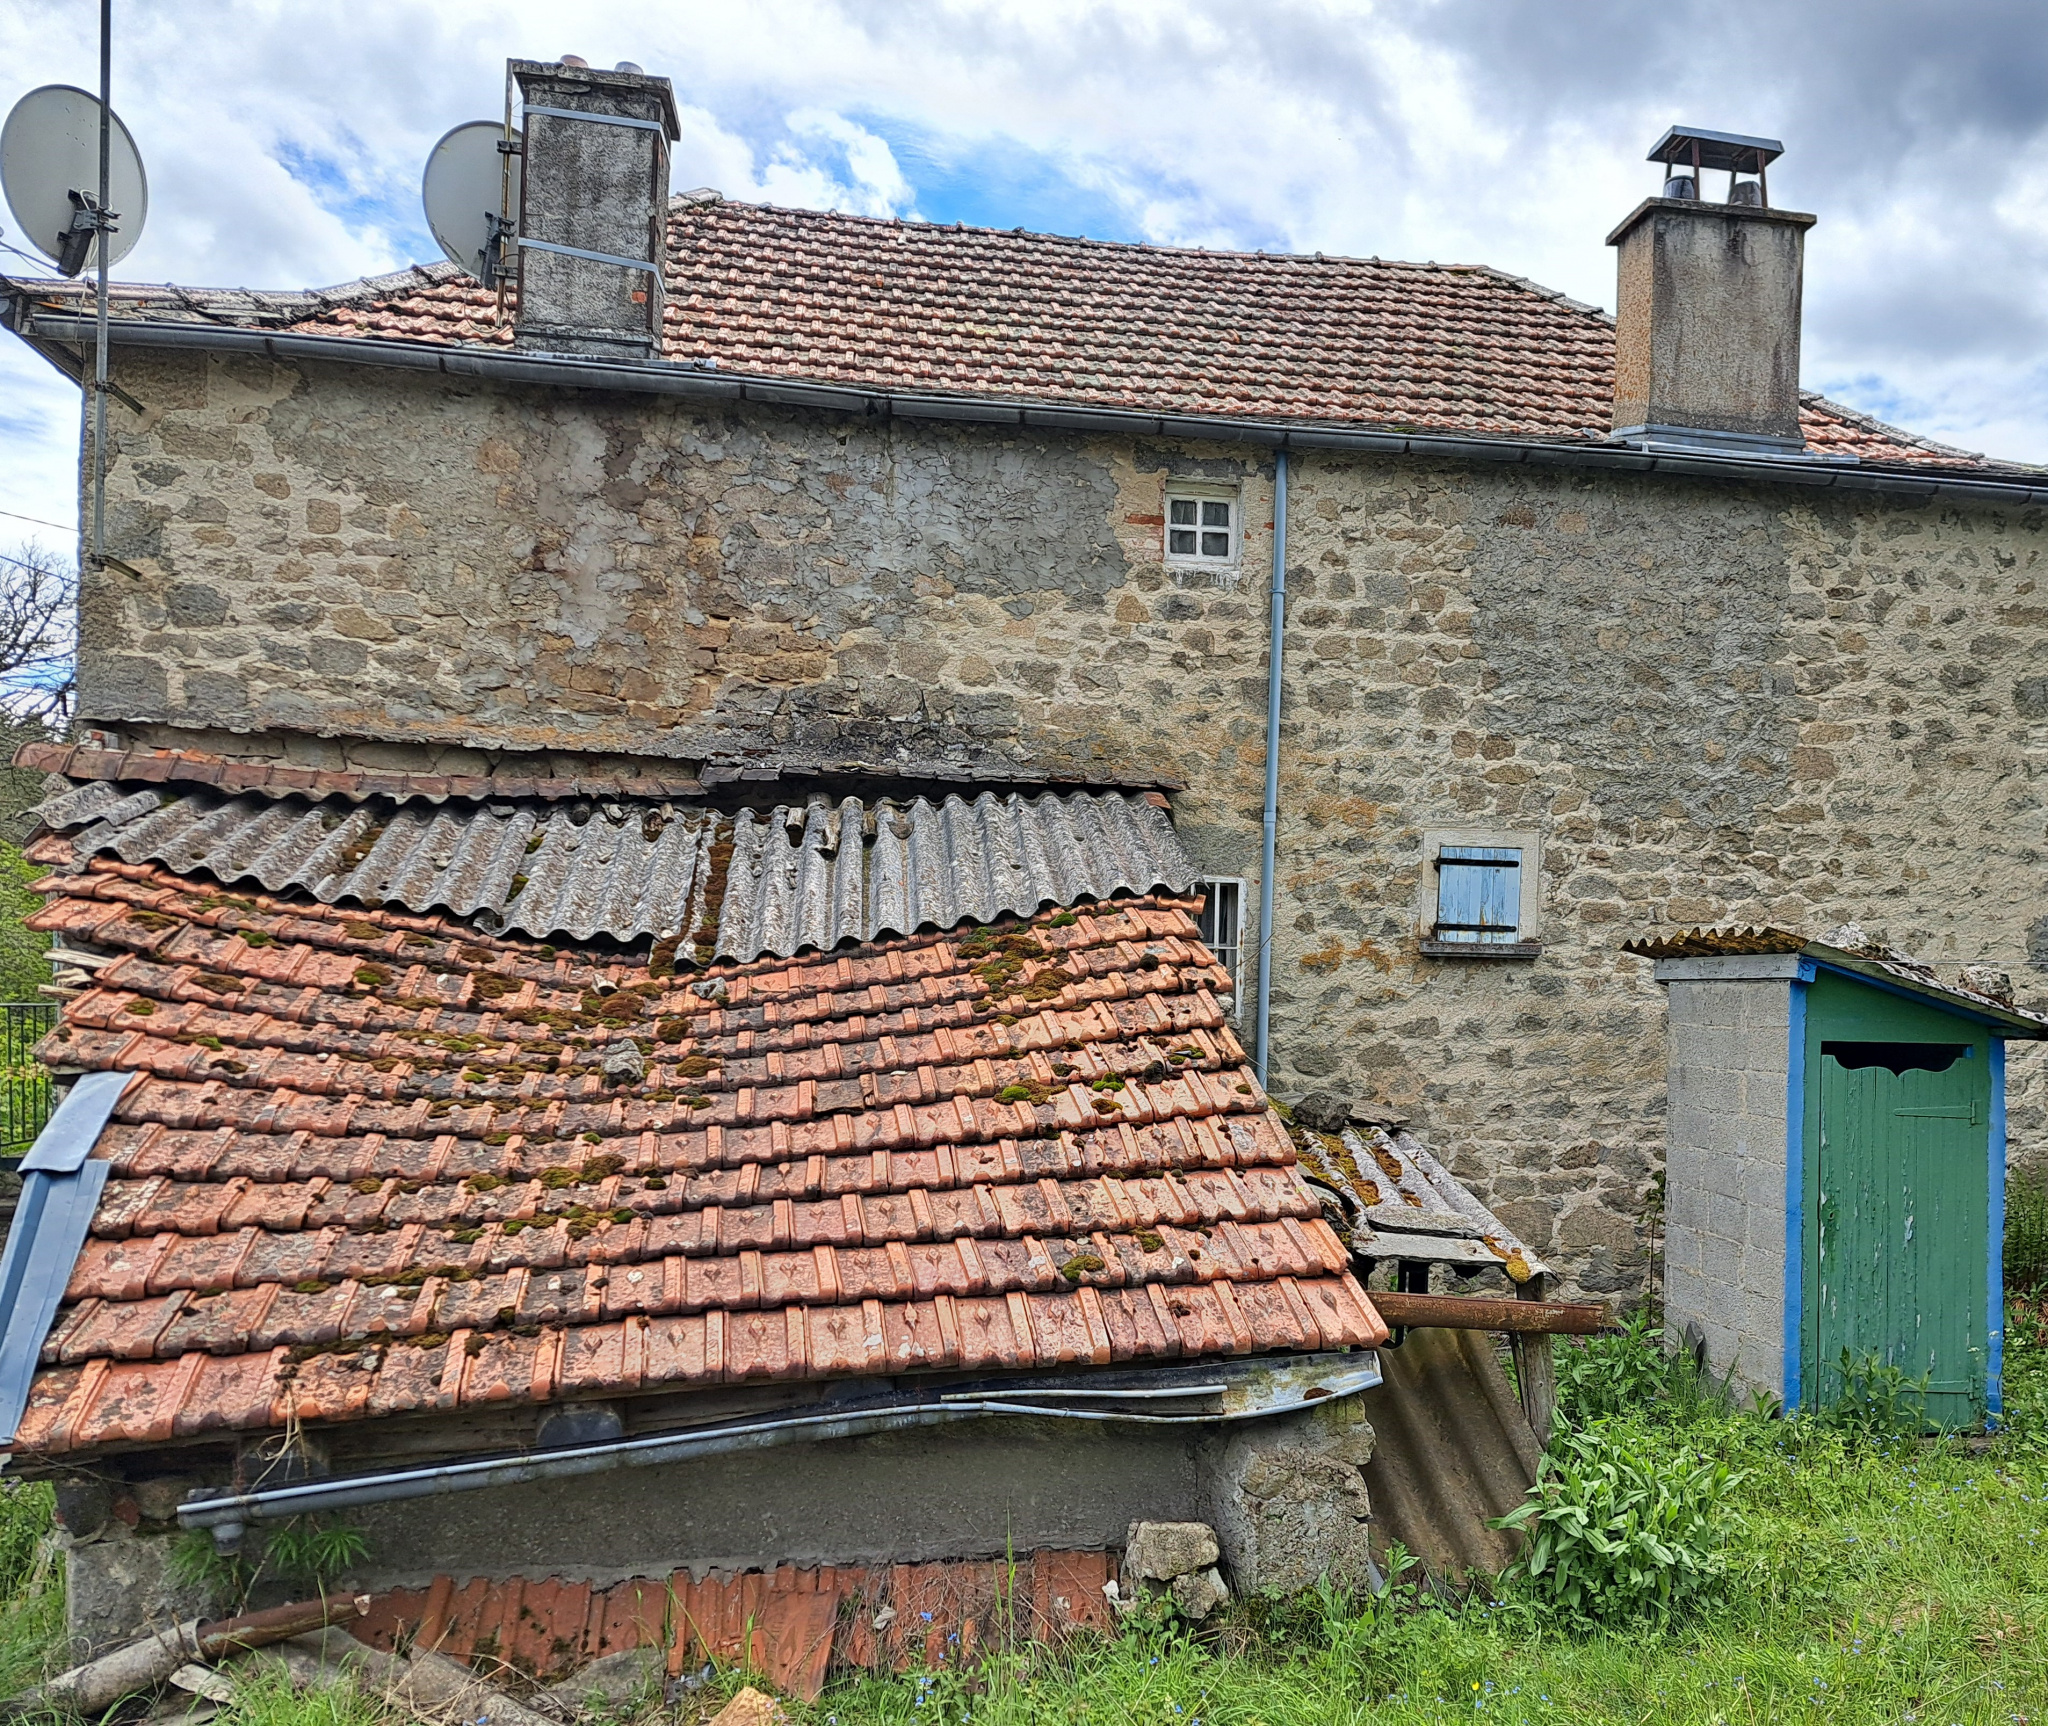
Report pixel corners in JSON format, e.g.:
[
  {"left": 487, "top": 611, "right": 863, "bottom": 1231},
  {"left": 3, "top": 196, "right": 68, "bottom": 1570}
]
[{"left": 0, "top": 62, "right": 2044, "bottom": 1663}]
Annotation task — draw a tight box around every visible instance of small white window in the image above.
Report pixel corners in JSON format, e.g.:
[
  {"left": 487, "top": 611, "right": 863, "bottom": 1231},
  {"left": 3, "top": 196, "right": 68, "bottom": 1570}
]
[
  {"left": 1165, "top": 484, "right": 1238, "bottom": 565},
  {"left": 1416, "top": 828, "right": 1542, "bottom": 958},
  {"left": 1194, "top": 878, "right": 1244, "bottom": 1008}
]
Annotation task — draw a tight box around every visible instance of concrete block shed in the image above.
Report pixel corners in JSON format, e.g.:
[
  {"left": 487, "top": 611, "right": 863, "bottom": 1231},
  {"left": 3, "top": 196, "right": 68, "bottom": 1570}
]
[{"left": 1629, "top": 930, "right": 2048, "bottom": 1427}]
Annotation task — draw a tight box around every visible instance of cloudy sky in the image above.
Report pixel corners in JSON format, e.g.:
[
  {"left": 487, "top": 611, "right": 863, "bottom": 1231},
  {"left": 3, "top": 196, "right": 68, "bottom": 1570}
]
[{"left": 3, "top": 0, "right": 2045, "bottom": 551}]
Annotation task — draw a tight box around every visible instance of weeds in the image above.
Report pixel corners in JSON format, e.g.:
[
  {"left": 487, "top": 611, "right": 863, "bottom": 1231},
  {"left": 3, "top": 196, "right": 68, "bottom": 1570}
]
[
  {"left": 1492, "top": 1424, "right": 1744, "bottom": 1627},
  {"left": 169, "top": 1517, "right": 369, "bottom": 1613},
  {"left": 2007, "top": 1161, "right": 2048, "bottom": 1292},
  {"left": 1813, "top": 1348, "right": 1938, "bottom": 1439}
]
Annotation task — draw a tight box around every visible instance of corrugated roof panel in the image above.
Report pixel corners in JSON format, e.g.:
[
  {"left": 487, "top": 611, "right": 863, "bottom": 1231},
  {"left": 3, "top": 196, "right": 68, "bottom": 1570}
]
[
  {"left": 41, "top": 785, "right": 1192, "bottom": 960},
  {"left": 716, "top": 790, "right": 1195, "bottom": 963},
  {"left": 1292, "top": 1122, "right": 1549, "bottom": 1281}
]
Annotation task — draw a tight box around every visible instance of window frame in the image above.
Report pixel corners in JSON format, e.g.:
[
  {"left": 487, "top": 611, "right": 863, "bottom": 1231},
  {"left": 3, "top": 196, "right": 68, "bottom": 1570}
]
[
  {"left": 1163, "top": 481, "right": 1240, "bottom": 568},
  {"left": 1415, "top": 827, "right": 1543, "bottom": 959},
  {"left": 1193, "top": 876, "right": 1246, "bottom": 1011}
]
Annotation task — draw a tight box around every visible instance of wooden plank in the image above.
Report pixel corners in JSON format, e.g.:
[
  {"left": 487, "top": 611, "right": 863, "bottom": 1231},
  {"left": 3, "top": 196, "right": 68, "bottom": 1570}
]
[
  {"left": 1372, "top": 1288, "right": 1607, "bottom": 1336},
  {"left": 1509, "top": 1276, "right": 1558, "bottom": 1443}
]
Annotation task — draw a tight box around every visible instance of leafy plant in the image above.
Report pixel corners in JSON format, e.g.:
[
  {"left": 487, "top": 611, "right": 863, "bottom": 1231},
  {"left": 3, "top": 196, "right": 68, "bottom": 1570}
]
[
  {"left": 1493, "top": 1422, "right": 1745, "bottom": 1628},
  {"left": 168, "top": 1517, "right": 369, "bottom": 1613},
  {"left": 265, "top": 1519, "right": 369, "bottom": 1592},
  {"left": 1552, "top": 1308, "right": 1725, "bottom": 1430},
  {"left": 1813, "top": 1348, "right": 1935, "bottom": 1439},
  {"left": 2006, "top": 1162, "right": 2048, "bottom": 1293}
]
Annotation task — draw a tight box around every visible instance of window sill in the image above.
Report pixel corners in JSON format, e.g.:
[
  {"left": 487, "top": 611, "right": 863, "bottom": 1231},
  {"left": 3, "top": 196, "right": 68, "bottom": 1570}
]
[{"left": 1418, "top": 939, "right": 1544, "bottom": 960}]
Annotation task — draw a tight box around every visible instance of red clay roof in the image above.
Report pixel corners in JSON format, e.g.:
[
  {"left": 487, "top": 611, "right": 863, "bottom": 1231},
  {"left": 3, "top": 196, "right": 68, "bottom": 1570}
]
[
  {"left": 14, "top": 849, "right": 1384, "bottom": 1462},
  {"left": 272, "top": 197, "right": 1976, "bottom": 464}
]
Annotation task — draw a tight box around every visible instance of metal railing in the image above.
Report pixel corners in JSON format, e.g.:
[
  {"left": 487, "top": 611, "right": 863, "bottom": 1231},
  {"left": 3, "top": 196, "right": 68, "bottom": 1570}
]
[{"left": 0, "top": 1005, "right": 56, "bottom": 1157}]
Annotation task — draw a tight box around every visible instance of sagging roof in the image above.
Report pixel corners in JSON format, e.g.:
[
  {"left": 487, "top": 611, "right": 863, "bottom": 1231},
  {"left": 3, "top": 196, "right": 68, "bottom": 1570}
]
[
  {"left": 10, "top": 852, "right": 1385, "bottom": 1464},
  {"left": 34, "top": 776, "right": 1194, "bottom": 962},
  {"left": 1623, "top": 925, "right": 2048, "bottom": 1037},
  {"left": 6, "top": 198, "right": 1993, "bottom": 469},
  {"left": 1290, "top": 1121, "right": 1549, "bottom": 1282}
]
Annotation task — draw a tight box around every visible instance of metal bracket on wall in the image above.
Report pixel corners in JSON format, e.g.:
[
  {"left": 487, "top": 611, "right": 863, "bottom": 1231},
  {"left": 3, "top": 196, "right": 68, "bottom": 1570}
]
[
  {"left": 515, "top": 237, "right": 661, "bottom": 274},
  {"left": 520, "top": 104, "right": 666, "bottom": 132}
]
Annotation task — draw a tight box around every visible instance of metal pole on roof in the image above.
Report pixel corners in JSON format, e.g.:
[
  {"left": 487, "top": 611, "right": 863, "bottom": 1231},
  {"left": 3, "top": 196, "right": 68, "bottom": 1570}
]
[
  {"left": 88, "top": 0, "right": 113, "bottom": 569},
  {"left": 1254, "top": 448, "right": 1288, "bottom": 1088}
]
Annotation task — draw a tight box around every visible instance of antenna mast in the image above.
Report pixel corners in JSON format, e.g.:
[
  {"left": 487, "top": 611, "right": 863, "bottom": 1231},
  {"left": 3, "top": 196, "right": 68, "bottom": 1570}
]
[{"left": 87, "top": 0, "right": 112, "bottom": 571}]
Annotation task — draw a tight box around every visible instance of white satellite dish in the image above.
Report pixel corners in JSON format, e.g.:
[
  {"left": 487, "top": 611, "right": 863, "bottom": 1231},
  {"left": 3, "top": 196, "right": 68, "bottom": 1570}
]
[
  {"left": 0, "top": 84, "right": 147, "bottom": 275},
  {"left": 422, "top": 120, "right": 521, "bottom": 283}
]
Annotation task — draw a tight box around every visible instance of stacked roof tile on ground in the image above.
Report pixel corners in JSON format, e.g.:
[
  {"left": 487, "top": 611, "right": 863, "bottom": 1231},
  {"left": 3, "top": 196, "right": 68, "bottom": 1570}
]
[
  {"left": 22, "top": 201, "right": 1984, "bottom": 465},
  {"left": 11, "top": 848, "right": 1384, "bottom": 1461},
  {"left": 354, "top": 1550, "right": 1118, "bottom": 1695}
]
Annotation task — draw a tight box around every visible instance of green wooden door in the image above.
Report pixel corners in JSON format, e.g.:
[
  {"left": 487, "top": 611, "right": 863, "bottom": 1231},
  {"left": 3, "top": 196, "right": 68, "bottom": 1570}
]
[{"left": 1812, "top": 1025, "right": 1990, "bottom": 1428}]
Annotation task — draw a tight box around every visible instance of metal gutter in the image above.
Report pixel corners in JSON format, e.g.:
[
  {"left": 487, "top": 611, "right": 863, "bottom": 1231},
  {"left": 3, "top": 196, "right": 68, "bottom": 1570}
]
[
  {"left": 177, "top": 1350, "right": 1380, "bottom": 1544},
  {"left": 11, "top": 303, "right": 2048, "bottom": 506},
  {"left": 0, "top": 1071, "right": 134, "bottom": 1445},
  {"left": 1254, "top": 450, "right": 1288, "bottom": 1086}
]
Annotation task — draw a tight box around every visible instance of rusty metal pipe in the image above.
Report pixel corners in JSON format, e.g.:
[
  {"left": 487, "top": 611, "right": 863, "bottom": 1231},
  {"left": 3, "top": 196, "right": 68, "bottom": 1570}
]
[{"left": 1370, "top": 1290, "right": 1610, "bottom": 1335}]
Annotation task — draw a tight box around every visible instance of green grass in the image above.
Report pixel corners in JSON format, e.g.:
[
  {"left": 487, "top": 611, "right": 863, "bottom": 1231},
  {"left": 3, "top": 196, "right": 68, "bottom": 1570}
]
[
  {"left": 0, "top": 1481, "right": 61, "bottom": 1700},
  {"left": 6, "top": 1312, "right": 2048, "bottom": 1724},
  {"left": 797, "top": 1300, "right": 2048, "bottom": 1726}
]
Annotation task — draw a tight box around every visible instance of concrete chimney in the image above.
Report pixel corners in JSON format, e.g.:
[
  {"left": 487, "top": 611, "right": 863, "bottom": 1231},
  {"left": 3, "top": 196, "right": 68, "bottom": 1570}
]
[
  {"left": 510, "top": 58, "right": 681, "bottom": 360},
  {"left": 1607, "top": 127, "right": 1816, "bottom": 453}
]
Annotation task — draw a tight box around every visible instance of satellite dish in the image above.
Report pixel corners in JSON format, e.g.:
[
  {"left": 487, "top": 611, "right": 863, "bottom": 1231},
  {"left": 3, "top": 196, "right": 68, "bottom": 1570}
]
[
  {"left": 422, "top": 120, "right": 522, "bottom": 284},
  {"left": 0, "top": 84, "right": 147, "bottom": 276}
]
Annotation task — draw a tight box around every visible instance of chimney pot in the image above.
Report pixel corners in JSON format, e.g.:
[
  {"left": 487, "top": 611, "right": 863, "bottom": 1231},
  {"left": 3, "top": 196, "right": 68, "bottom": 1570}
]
[
  {"left": 1608, "top": 125, "right": 1814, "bottom": 454},
  {"left": 509, "top": 57, "right": 682, "bottom": 361},
  {"left": 560, "top": 54, "right": 589, "bottom": 67}
]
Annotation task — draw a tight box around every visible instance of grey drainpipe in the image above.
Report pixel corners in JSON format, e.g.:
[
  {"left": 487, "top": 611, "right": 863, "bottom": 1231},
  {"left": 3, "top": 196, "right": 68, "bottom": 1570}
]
[{"left": 1254, "top": 450, "right": 1289, "bottom": 1087}]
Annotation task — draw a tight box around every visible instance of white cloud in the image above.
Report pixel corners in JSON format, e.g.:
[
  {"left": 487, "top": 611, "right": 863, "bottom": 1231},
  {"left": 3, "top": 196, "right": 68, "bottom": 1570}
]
[{"left": 1, "top": 0, "right": 2045, "bottom": 551}]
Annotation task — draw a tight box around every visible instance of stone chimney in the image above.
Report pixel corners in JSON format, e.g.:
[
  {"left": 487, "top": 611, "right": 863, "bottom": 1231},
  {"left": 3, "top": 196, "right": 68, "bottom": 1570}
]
[
  {"left": 511, "top": 57, "right": 681, "bottom": 360},
  {"left": 1607, "top": 126, "right": 1815, "bottom": 453}
]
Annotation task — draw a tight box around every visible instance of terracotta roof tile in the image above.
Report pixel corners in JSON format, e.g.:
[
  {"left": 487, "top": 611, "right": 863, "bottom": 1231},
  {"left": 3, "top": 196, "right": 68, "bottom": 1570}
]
[
  {"left": 31, "top": 202, "right": 1993, "bottom": 466},
  {"left": 12, "top": 859, "right": 1382, "bottom": 1460}
]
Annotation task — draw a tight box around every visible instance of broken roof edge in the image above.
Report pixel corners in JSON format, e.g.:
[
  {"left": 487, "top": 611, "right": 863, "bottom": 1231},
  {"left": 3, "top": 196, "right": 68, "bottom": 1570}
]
[
  {"left": 16, "top": 740, "right": 1186, "bottom": 811},
  {"left": 1278, "top": 1106, "right": 1550, "bottom": 1283},
  {"left": 9, "top": 298, "right": 2043, "bottom": 503},
  {"left": 1623, "top": 925, "right": 2048, "bottom": 1037}
]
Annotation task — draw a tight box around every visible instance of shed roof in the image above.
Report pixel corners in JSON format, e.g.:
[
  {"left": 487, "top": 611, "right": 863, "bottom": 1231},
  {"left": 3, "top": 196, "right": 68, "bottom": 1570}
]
[
  {"left": 1624, "top": 926, "right": 2048, "bottom": 1037},
  {"left": 4, "top": 197, "right": 2002, "bottom": 470}
]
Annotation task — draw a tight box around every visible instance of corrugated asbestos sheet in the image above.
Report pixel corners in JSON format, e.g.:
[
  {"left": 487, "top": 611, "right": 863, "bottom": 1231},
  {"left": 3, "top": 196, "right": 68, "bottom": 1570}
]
[
  {"left": 1356, "top": 1325, "right": 1539, "bottom": 1578},
  {"left": 1293, "top": 1124, "right": 1550, "bottom": 1281},
  {"left": 37, "top": 781, "right": 1195, "bottom": 960}
]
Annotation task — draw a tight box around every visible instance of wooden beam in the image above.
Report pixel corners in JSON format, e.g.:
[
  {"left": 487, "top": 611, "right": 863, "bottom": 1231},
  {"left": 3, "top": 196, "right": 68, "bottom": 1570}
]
[
  {"left": 1370, "top": 1287, "right": 1609, "bottom": 1336},
  {"left": 1510, "top": 1276, "right": 1560, "bottom": 1444}
]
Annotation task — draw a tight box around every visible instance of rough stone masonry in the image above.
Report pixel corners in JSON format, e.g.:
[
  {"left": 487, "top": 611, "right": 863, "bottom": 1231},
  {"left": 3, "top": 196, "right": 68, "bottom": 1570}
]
[{"left": 72, "top": 346, "right": 2048, "bottom": 1301}]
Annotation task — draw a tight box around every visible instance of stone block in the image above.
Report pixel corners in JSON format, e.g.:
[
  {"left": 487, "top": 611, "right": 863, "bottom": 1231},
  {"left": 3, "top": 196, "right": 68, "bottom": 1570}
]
[
  {"left": 64, "top": 1528, "right": 223, "bottom": 1661},
  {"left": 1208, "top": 1395, "right": 1375, "bottom": 1596},
  {"left": 546, "top": 1647, "right": 663, "bottom": 1710},
  {"left": 1169, "top": 1567, "right": 1230, "bottom": 1622},
  {"left": 1124, "top": 1520, "right": 1220, "bottom": 1582}
]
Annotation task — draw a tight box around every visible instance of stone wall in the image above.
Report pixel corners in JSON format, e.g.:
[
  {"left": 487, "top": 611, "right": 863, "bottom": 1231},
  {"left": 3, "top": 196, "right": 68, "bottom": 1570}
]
[
  {"left": 1655, "top": 961, "right": 1800, "bottom": 1402},
  {"left": 78, "top": 346, "right": 2048, "bottom": 1300}
]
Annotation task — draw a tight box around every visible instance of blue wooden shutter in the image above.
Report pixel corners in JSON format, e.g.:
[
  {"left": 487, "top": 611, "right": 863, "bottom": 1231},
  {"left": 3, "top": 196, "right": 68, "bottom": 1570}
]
[{"left": 1435, "top": 847, "right": 1521, "bottom": 943}]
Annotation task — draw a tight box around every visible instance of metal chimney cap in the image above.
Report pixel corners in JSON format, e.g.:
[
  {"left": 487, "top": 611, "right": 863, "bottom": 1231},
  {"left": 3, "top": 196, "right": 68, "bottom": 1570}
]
[{"left": 1646, "top": 125, "right": 1782, "bottom": 173}]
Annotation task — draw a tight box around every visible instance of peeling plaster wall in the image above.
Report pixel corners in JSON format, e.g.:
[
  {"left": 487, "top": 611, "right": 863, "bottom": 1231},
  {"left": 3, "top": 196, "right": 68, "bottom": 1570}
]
[{"left": 77, "top": 347, "right": 2048, "bottom": 1300}]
